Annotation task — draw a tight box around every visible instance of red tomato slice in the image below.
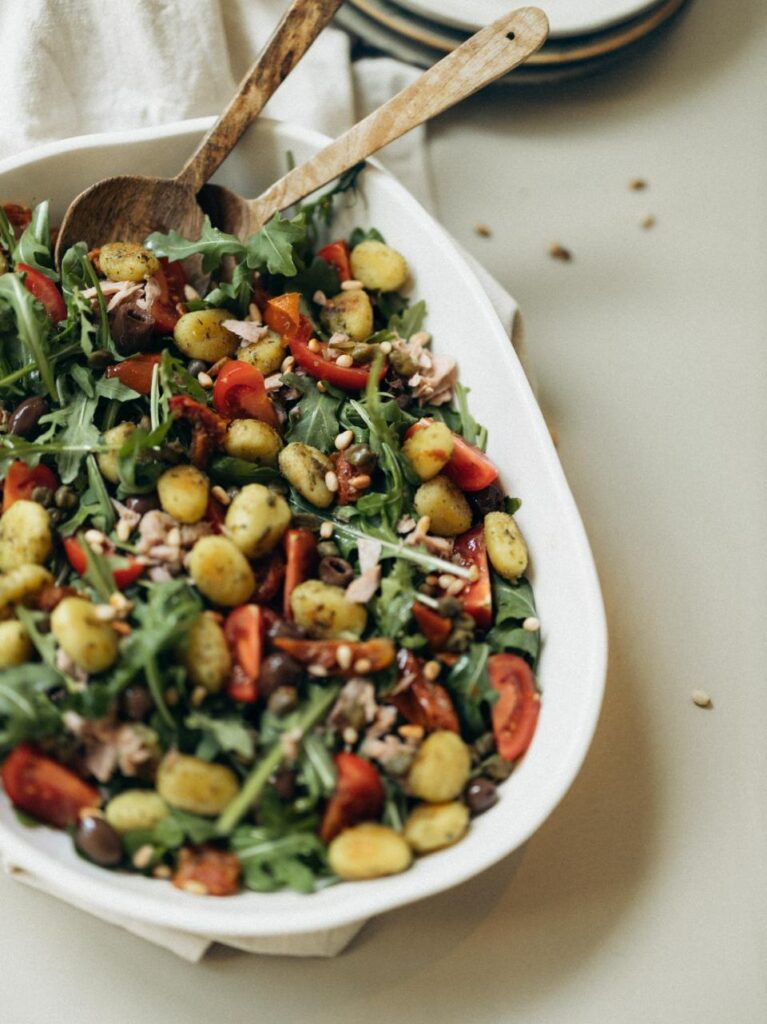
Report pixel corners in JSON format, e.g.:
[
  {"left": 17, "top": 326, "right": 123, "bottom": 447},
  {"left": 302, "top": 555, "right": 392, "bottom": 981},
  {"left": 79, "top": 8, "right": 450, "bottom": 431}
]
[
  {"left": 289, "top": 331, "right": 386, "bottom": 392},
  {"left": 1, "top": 744, "right": 100, "bottom": 829},
  {"left": 283, "top": 528, "right": 317, "bottom": 620},
  {"left": 105, "top": 353, "right": 162, "bottom": 395},
  {"left": 17, "top": 263, "right": 66, "bottom": 324},
  {"left": 405, "top": 419, "right": 498, "bottom": 492},
  {"left": 151, "top": 261, "right": 183, "bottom": 335},
  {"left": 253, "top": 550, "right": 286, "bottom": 603},
  {"left": 412, "top": 602, "right": 452, "bottom": 650},
  {"left": 452, "top": 526, "right": 493, "bottom": 629},
  {"left": 172, "top": 846, "right": 241, "bottom": 896},
  {"left": 489, "top": 654, "right": 540, "bottom": 762},
  {"left": 317, "top": 240, "right": 351, "bottom": 282},
  {"left": 212, "top": 361, "right": 278, "bottom": 426},
  {"left": 319, "top": 752, "right": 385, "bottom": 844},
  {"left": 224, "top": 605, "right": 264, "bottom": 703},
  {"left": 2, "top": 460, "right": 57, "bottom": 511},
  {"left": 2, "top": 203, "right": 32, "bottom": 237},
  {"left": 62, "top": 537, "right": 145, "bottom": 590},
  {"left": 264, "top": 292, "right": 301, "bottom": 337},
  {"left": 272, "top": 637, "right": 395, "bottom": 677}
]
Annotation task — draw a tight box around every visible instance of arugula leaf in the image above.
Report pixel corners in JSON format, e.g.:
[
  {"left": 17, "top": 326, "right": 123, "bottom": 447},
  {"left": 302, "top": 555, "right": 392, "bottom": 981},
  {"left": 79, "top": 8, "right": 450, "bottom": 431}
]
[
  {"left": 389, "top": 299, "right": 427, "bottom": 339},
  {"left": 94, "top": 376, "right": 140, "bottom": 402},
  {"left": 121, "top": 807, "right": 218, "bottom": 864},
  {"left": 444, "top": 643, "right": 498, "bottom": 739},
  {"left": 208, "top": 456, "right": 281, "bottom": 488},
  {"left": 0, "top": 206, "right": 15, "bottom": 255},
  {"left": 232, "top": 827, "right": 328, "bottom": 894},
  {"left": 145, "top": 216, "right": 244, "bottom": 273},
  {"left": 53, "top": 390, "right": 100, "bottom": 483},
  {"left": 289, "top": 256, "right": 340, "bottom": 303},
  {"left": 245, "top": 211, "right": 308, "bottom": 276},
  {"left": 116, "top": 419, "right": 174, "bottom": 495},
  {"left": 0, "top": 273, "right": 56, "bottom": 399},
  {"left": 349, "top": 226, "right": 385, "bottom": 248},
  {"left": 284, "top": 372, "right": 343, "bottom": 449},
  {"left": 14, "top": 202, "right": 57, "bottom": 281},
  {"left": 185, "top": 711, "right": 255, "bottom": 760},
  {"left": 486, "top": 574, "right": 541, "bottom": 665},
  {"left": 0, "top": 664, "right": 63, "bottom": 753},
  {"left": 454, "top": 382, "right": 486, "bottom": 448},
  {"left": 373, "top": 559, "right": 416, "bottom": 639}
]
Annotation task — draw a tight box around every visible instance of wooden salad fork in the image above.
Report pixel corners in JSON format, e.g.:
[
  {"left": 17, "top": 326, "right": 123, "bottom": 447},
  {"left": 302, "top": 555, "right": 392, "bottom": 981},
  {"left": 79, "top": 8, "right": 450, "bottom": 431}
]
[
  {"left": 199, "top": 7, "right": 549, "bottom": 239},
  {"left": 54, "top": 0, "right": 344, "bottom": 266}
]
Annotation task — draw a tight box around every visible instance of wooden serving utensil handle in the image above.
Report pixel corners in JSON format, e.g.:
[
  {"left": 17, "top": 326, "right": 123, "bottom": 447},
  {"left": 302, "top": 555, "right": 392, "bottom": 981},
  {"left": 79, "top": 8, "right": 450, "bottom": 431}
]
[
  {"left": 245, "top": 7, "right": 549, "bottom": 231},
  {"left": 174, "top": 0, "right": 344, "bottom": 194}
]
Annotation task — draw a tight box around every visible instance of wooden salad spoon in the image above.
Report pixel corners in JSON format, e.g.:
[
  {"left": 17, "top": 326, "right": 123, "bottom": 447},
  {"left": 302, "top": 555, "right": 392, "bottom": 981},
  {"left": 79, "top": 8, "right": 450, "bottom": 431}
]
[
  {"left": 54, "top": 0, "right": 344, "bottom": 266},
  {"left": 199, "top": 7, "right": 549, "bottom": 239}
]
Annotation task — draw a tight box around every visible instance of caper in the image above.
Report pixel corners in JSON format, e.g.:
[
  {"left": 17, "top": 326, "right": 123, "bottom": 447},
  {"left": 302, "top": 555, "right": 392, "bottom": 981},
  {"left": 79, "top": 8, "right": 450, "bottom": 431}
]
[
  {"left": 267, "top": 685, "right": 299, "bottom": 715},
  {"left": 30, "top": 485, "right": 53, "bottom": 507},
  {"left": 345, "top": 443, "right": 376, "bottom": 470},
  {"left": 436, "top": 595, "right": 463, "bottom": 618},
  {"left": 54, "top": 485, "right": 77, "bottom": 510},
  {"left": 316, "top": 541, "right": 340, "bottom": 558},
  {"left": 187, "top": 359, "right": 207, "bottom": 377}
]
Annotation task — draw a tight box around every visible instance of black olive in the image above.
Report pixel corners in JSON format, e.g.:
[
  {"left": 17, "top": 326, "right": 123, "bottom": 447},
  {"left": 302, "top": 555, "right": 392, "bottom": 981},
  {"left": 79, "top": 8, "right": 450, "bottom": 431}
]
[
  {"left": 267, "top": 685, "right": 299, "bottom": 715},
  {"left": 123, "top": 493, "right": 160, "bottom": 515},
  {"left": 53, "top": 485, "right": 77, "bottom": 510},
  {"left": 270, "top": 767, "right": 297, "bottom": 801},
  {"left": 74, "top": 815, "right": 123, "bottom": 866},
  {"left": 187, "top": 359, "right": 207, "bottom": 378},
  {"left": 30, "top": 485, "right": 53, "bottom": 506},
  {"left": 436, "top": 595, "right": 463, "bottom": 618},
  {"left": 108, "top": 300, "right": 156, "bottom": 355},
  {"left": 470, "top": 482, "right": 506, "bottom": 517},
  {"left": 8, "top": 396, "right": 48, "bottom": 437},
  {"left": 318, "top": 556, "right": 354, "bottom": 588},
  {"left": 345, "top": 443, "right": 376, "bottom": 471},
  {"left": 121, "top": 685, "right": 153, "bottom": 721},
  {"left": 87, "top": 349, "right": 112, "bottom": 370},
  {"left": 464, "top": 778, "right": 498, "bottom": 816},
  {"left": 260, "top": 653, "right": 303, "bottom": 697}
]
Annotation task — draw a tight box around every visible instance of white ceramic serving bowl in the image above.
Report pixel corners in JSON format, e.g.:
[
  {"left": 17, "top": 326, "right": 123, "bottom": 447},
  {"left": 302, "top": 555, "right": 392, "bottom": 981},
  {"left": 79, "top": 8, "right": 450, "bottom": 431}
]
[{"left": 0, "top": 118, "right": 606, "bottom": 938}]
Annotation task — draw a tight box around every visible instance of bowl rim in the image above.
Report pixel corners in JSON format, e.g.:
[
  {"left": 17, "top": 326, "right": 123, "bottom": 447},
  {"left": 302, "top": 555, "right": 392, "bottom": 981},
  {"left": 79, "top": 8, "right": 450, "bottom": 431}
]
[{"left": 0, "top": 116, "right": 607, "bottom": 936}]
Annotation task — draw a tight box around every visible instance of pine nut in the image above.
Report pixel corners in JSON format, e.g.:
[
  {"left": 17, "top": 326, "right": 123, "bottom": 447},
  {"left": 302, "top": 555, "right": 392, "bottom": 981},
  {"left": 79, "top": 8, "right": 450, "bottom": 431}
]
[
  {"left": 308, "top": 338, "right": 321, "bottom": 353},
  {"left": 447, "top": 578, "right": 466, "bottom": 596},
  {"left": 423, "top": 660, "right": 441, "bottom": 681},
  {"left": 336, "top": 354, "right": 354, "bottom": 368},
  {"left": 398, "top": 724, "right": 424, "bottom": 740},
  {"left": 197, "top": 371, "right": 213, "bottom": 388},
  {"left": 316, "top": 381, "right": 327, "bottom": 393},
  {"left": 341, "top": 279, "right": 364, "bottom": 290},
  {"left": 325, "top": 471, "right": 339, "bottom": 493},
  {"left": 132, "top": 844, "right": 154, "bottom": 870},
  {"left": 248, "top": 302, "right": 262, "bottom": 323},
  {"left": 94, "top": 604, "right": 116, "bottom": 622},
  {"left": 336, "top": 644, "right": 353, "bottom": 670},
  {"left": 152, "top": 864, "right": 172, "bottom": 879},
  {"left": 353, "top": 658, "right": 372, "bottom": 675},
  {"left": 191, "top": 686, "right": 207, "bottom": 707},
  {"left": 416, "top": 516, "right": 431, "bottom": 534},
  {"left": 438, "top": 574, "right": 455, "bottom": 590},
  {"left": 425, "top": 574, "right": 439, "bottom": 586},
  {"left": 211, "top": 485, "right": 231, "bottom": 506},
  {"left": 467, "top": 565, "right": 480, "bottom": 582},
  {"left": 523, "top": 616, "right": 540, "bottom": 632},
  {"left": 84, "top": 528, "right": 105, "bottom": 547},
  {"left": 308, "top": 664, "right": 329, "bottom": 678},
  {"left": 312, "top": 290, "right": 327, "bottom": 306},
  {"left": 335, "top": 429, "right": 354, "bottom": 450},
  {"left": 319, "top": 521, "right": 334, "bottom": 539},
  {"left": 379, "top": 341, "right": 392, "bottom": 355},
  {"left": 342, "top": 726, "right": 358, "bottom": 745},
  {"left": 281, "top": 355, "right": 296, "bottom": 373},
  {"left": 349, "top": 474, "right": 371, "bottom": 489},
  {"left": 116, "top": 518, "right": 132, "bottom": 542},
  {"left": 692, "top": 689, "right": 713, "bottom": 708}
]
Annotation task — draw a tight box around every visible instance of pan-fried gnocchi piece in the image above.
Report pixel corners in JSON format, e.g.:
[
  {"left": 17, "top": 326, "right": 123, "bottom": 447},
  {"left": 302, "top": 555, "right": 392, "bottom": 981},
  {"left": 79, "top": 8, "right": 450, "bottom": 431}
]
[
  {"left": 327, "top": 823, "right": 413, "bottom": 880},
  {"left": 97, "top": 421, "right": 136, "bottom": 484},
  {"left": 50, "top": 596, "right": 119, "bottom": 674},
  {"left": 278, "top": 442, "right": 335, "bottom": 508},
  {"left": 484, "top": 511, "right": 528, "bottom": 580},
  {"left": 407, "top": 731, "right": 471, "bottom": 803},
  {"left": 320, "top": 290, "right": 374, "bottom": 342},
  {"left": 225, "top": 484, "right": 290, "bottom": 559},
  {"left": 99, "top": 241, "right": 159, "bottom": 282},
  {"left": 350, "top": 240, "right": 409, "bottom": 293},
  {"left": 238, "top": 329, "right": 287, "bottom": 376},
  {"left": 183, "top": 611, "right": 232, "bottom": 693},
  {"left": 224, "top": 418, "right": 283, "bottom": 465},
  {"left": 105, "top": 790, "right": 169, "bottom": 834},
  {"left": 187, "top": 536, "right": 255, "bottom": 606},
  {"left": 173, "top": 309, "right": 238, "bottom": 363},
  {"left": 413, "top": 474, "right": 472, "bottom": 537},
  {"left": 157, "top": 464, "right": 210, "bottom": 524},
  {"left": 0, "top": 564, "right": 53, "bottom": 616},
  {"left": 157, "top": 752, "right": 239, "bottom": 816},
  {"left": 0, "top": 620, "right": 32, "bottom": 668},
  {"left": 0, "top": 500, "right": 52, "bottom": 571},
  {"left": 403, "top": 801, "right": 470, "bottom": 854},
  {"left": 290, "top": 580, "right": 367, "bottom": 639},
  {"left": 402, "top": 421, "right": 454, "bottom": 481}
]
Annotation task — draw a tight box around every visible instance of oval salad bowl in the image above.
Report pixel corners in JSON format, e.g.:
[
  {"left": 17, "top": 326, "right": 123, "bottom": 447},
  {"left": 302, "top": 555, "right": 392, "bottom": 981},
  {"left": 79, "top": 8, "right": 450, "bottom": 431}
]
[{"left": 0, "top": 117, "right": 606, "bottom": 939}]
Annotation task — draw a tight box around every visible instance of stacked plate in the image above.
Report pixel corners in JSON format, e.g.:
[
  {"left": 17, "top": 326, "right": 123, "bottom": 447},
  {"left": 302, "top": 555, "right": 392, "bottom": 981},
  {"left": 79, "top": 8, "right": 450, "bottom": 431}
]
[{"left": 336, "top": 0, "right": 692, "bottom": 84}]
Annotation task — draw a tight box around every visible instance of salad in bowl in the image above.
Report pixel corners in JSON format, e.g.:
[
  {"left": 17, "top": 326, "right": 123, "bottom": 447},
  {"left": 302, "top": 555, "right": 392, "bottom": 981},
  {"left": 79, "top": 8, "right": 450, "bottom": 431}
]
[{"left": 0, "top": 179, "right": 542, "bottom": 899}]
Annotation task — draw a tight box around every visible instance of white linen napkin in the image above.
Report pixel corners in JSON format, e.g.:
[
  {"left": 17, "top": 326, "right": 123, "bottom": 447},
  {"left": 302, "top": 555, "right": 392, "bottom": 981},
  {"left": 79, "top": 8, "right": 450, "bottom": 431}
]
[{"left": 0, "top": 0, "right": 525, "bottom": 960}]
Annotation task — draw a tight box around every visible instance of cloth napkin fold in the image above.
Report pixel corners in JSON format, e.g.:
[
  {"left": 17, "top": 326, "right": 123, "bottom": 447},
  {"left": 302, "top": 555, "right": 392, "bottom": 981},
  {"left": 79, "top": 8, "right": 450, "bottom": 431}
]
[{"left": 0, "top": 0, "right": 526, "bottom": 960}]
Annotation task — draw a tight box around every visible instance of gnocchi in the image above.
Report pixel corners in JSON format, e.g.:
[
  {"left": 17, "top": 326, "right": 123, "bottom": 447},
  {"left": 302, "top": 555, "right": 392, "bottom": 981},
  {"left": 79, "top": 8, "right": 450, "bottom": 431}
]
[
  {"left": 224, "top": 418, "right": 283, "bottom": 465},
  {"left": 404, "top": 801, "right": 470, "bottom": 854},
  {"left": 50, "top": 596, "right": 119, "bottom": 674},
  {"left": 413, "top": 475, "right": 472, "bottom": 537},
  {"left": 238, "top": 329, "right": 287, "bottom": 376},
  {"left": 157, "top": 752, "right": 239, "bottom": 816},
  {"left": 224, "top": 484, "right": 290, "bottom": 560},
  {"left": 0, "top": 500, "right": 52, "bottom": 571},
  {"left": 187, "top": 536, "right": 255, "bottom": 606},
  {"left": 320, "top": 290, "right": 374, "bottom": 343},
  {"left": 173, "top": 309, "right": 238, "bottom": 363},
  {"left": 278, "top": 442, "right": 335, "bottom": 509},
  {"left": 105, "top": 790, "right": 168, "bottom": 834},
  {"left": 0, "top": 620, "right": 32, "bottom": 668},
  {"left": 183, "top": 612, "right": 232, "bottom": 693},
  {"left": 484, "top": 511, "right": 529, "bottom": 580},
  {"left": 402, "top": 421, "right": 454, "bottom": 481},
  {"left": 407, "top": 731, "right": 471, "bottom": 803},
  {"left": 0, "top": 564, "right": 53, "bottom": 615},
  {"left": 97, "top": 421, "right": 136, "bottom": 485},
  {"left": 157, "top": 464, "right": 210, "bottom": 524},
  {"left": 328, "top": 823, "right": 412, "bottom": 880},
  {"left": 99, "top": 241, "right": 159, "bottom": 282},
  {"left": 290, "top": 579, "right": 367, "bottom": 639},
  {"left": 350, "top": 240, "right": 409, "bottom": 292}
]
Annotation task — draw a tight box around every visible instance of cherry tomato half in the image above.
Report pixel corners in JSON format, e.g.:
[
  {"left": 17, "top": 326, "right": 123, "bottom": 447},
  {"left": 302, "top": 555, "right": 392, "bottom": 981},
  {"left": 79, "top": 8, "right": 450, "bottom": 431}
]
[
  {"left": 289, "top": 330, "right": 386, "bottom": 392},
  {"left": 319, "top": 753, "right": 385, "bottom": 844},
  {"left": 489, "top": 653, "right": 540, "bottom": 762},
  {"left": 405, "top": 419, "right": 498, "bottom": 492},
  {"left": 283, "top": 528, "right": 317, "bottom": 620},
  {"left": 272, "top": 637, "right": 395, "bottom": 677},
  {"left": 264, "top": 292, "right": 301, "bottom": 338},
  {"left": 317, "top": 240, "right": 351, "bottom": 282},
  {"left": 213, "top": 361, "right": 278, "bottom": 427},
  {"left": 412, "top": 602, "right": 452, "bottom": 650},
  {"left": 150, "top": 259, "right": 185, "bottom": 335},
  {"left": 105, "top": 353, "right": 162, "bottom": 395},
  {"left": 224, "top": 604, "right": 264, "bottom": 703},
  {"left": 1, "top": 744, "right": 100, "bottom": 829},
  {"left": 17, "top": 263, "right": 67, "bottom": 324},
  {"left": 452, "top": 526, "right": 493, "bottom": 629},
  {"left": 2, "top": 460, "right": 58, "bottom": 511},
  {"left": 62, "top": 537, "right": 145, "bottom": 590}
]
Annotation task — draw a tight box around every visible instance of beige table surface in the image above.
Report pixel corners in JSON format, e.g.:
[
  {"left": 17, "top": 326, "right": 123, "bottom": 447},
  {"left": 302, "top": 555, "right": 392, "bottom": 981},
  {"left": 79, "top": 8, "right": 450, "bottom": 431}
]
[{"left": 2, "top": 1, "right": 765, "bottom": 1021}]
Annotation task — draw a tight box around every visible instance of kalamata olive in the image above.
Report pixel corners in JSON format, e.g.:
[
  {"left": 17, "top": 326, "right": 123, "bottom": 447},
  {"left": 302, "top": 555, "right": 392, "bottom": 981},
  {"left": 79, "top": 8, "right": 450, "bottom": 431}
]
[
  {"left": 74, "top": 815, "right": 123, "bottom": 866},
  {"left": 54, "top": 485, "right": 77, "bottom": 510},
  {"left": 30, "top": 485, "right": 53, "bottom": 507},
  {"left": 464, "top": 777, "right": 498, "bottom": 816},
  {"left": 318, "top": 555, "right": 354, "bottom": 588},
  {"left": 260, "top": 653, "right": 303, "bottom": 697},
  {"left": 267, "top": 685, "right": 299, "bottom": 716},
  {"left": 270, "top": 767, "right": 297, "bottom": 801},
  {"left": 121, "top": 685, "right": 153, "bottom": 721},
  {"left": 187, "top": 359, "right": 207, "bottom": 377},
  {"left": 267, "top": 618, "right": 306, "bottom": 641},
  {"left": 470, "top": 482, "right": 506, "bottom": 517},
  {"left": 108, "top": 300, "right": 155, "bottom": 355},
  {"left": 316, "top": 541, "right": 339, "bottom": 558},
  {"left": 123, "top": 493, "right": 159, "bottom": 515},
  {"left": 345, "top": 443, "right": 376, "bottom": 471},
  {"left": 8, "top": 396, "right": 48, "bottom": 437},
  {"left": 87, "top": 349, "right": 112, "bottom": 369}
]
